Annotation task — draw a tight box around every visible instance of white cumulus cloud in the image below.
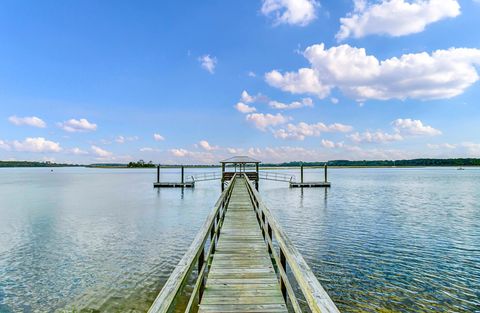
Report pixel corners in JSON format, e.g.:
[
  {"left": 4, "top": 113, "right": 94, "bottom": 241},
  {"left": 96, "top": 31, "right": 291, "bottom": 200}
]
[
  {"left": 266, "top": 68, "right": 331, "bottom": 98},
  {"left": 261, "top": 0, "right": 318, "bottom": 26},
  {"left": 198, "top": 140, "right": 218, "bottom": 151},
  {"left": 427, "top": 143, "right": 456, "bottom": 149},
  {"left": 115, "top": 135, "right": 139, "bottom": 144},
  {"left": 349, "top": 118, "right": 440, "bottom": 143},
  {"left": 321, "top": 139, "right": 344, "bottom": 148},
  {"left": 392, "top": 118, "right": 442, "bottom": 136},
  {"left": 337, "top": 0, "right": 461, "bottom": 41},
  {"left": 69, "top": 147, "right": 89, "bottom": 155},
  {"left": 241, "top": 90, "right": 255, "bottom": 103},
  {"left": 269, "top": 97, "right": 314, "bottom": 110},
  {"left": 8, "top": 116, "right": 46, "bottom": 128},
  {"left": 235, "top": 102, "right": 257, "bottom": 113},
  {"left": 0, "top": 140, "right": 11, "bottom": 150},
  {"left": 348, "top": 131, "right": 404, "bottom": 143},
  {"left": 199, "top": 55, "right": 217, "bottom": 74},
  {"left": 153, "top": 133, "right": 165, "bottom": 141},
  {"left": 274, "top": 121, "right": 353, "bottom": 140},
  {"left": 91, "top": 145, "right": 112, "bottom": 158},
  {"left": 59, "top": 118, "right": 97, "bottom": 132},
  {"left": 140, "top": 147, "right": 160, "bottom": 152},
  {"left": 12, "top": 137, "right": 62, "bottom": 153},
  {"left": 266, "top": 43, "right": 480, "bottom": 101},
  {"left": 170, "top": 148, "right": 190, "bottom": 157},
  {"left": 246, "top": 113, "right": 290, "bottom": 130}
]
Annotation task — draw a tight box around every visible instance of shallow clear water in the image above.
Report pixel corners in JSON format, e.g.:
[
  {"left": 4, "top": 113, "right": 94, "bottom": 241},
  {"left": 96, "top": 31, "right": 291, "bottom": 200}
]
[{"left": 0, "top": 167, "right": 479, "bottom": 312}]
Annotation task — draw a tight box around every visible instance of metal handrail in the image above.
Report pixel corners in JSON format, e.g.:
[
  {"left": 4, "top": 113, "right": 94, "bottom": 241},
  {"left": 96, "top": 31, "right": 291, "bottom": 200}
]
[
  {"left": 259, "top": 171, "right": 296, "bottom": 182},
  {"left": 147, "top": 173, "right": 237, "bottom": 313},
  {"left": 187, "top": 172, "right": 221, "bottom": 182},
  {"left": 243, "top": 173, "right": 340, "bottom": 313}
]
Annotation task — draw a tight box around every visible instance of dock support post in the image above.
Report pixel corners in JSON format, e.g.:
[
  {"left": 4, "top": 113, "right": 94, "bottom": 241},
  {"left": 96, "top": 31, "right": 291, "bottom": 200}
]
[
  {"left": 181, "top": 166, "right": 184, "bottom": 184},
  {"left": 156, "top": 165, "right": 160, "bottom": 183},
  {"left": 324, "top": 162, "right": 328, "bottom": 182},
  {"left": 300, "top": 163, "right": 304, "bottom": 183}
]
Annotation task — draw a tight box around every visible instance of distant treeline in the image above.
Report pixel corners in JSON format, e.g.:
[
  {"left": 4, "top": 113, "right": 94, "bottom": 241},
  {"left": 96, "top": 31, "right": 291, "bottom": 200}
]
[
  {"left": 262, "top": 158, "right": 480, "bottom": 167},
  {"left": 127, "top": 160, "right": 156, "bottom": 168},
  {"left": 0, "top": 161, "right": 81, "bottom": 167},
  {"left": 3, "top": 158, "right": 480, "bottom": 168}
]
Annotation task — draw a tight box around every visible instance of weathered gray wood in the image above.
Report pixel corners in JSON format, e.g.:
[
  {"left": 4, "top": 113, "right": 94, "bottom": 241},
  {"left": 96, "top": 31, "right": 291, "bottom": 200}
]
[
  {"left": 199, "top": 177, "right": 287, "bottom": 313},
  {"left": 153, "top": 182, "right": 195, "bottom": 188},
  {"left": 290, "top": 181, "right": 331, "bottom": 188},
  {"left": 244, "top": 175, "right": 340, "bottom": 313},
  {"left": 147, "top": 175, "right": 236, "bottom": 313},
  {"left": 148, "top": 173, "right": 339, "bottom": 313}
]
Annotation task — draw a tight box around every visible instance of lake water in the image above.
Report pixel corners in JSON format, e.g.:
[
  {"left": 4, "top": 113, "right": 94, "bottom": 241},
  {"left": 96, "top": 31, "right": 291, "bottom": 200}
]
[{"left": 0, "top": 167, "right": 479, "bottom": 312}]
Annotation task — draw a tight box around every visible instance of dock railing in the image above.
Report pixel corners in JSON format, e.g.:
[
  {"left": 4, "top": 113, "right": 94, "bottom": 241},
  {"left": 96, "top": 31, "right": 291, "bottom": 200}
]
[
  {"left": 187, "top": 172, "right": 221, "bottom": 182},
  {"left": 243, "top": 173, "right": 340, "bottom": 313},
  {"left": 147, "top": 173, "right": 237, "bottom": 313},
  {"left": 259, "top": 171, "right": 296, "bottom": 182}
]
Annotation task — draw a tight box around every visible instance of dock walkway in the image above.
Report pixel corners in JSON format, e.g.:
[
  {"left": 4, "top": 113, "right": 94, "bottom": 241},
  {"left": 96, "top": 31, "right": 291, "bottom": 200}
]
[
  {"left": 148, "top": 173, "right": 339, "bottom": 313},
  {"left": 199, "top": 177, "right": 287, "bottom": 312}
]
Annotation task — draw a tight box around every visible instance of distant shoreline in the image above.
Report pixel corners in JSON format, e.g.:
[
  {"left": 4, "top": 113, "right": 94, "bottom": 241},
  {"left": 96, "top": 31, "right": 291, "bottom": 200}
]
[{"left": 2, "top": 158, "right": 480, "bottom": 168}]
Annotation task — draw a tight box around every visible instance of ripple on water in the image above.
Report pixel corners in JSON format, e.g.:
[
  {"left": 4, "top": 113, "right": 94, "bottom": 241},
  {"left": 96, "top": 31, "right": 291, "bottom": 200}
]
[{"left": 0, "top": 168, "right": 479, "bottom": 312}]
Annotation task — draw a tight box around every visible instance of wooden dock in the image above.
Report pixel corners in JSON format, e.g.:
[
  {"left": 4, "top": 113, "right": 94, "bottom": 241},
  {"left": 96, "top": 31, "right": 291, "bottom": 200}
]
[
  {"left": 153, "top": 182, "right": 194, "bottom": 188},
  {"left": 199, "top": 177, "right": 287, "bottom": 312},
  {"left": 290, "top": 181, "right": 331, "bottom": 188},
  {"left": 148, "top": 173, "right": 339, "bottom": 313}
]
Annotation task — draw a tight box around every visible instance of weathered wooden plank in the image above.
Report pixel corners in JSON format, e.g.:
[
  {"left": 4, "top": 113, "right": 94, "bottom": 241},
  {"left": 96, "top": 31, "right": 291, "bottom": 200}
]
[
  {"left": 149, "top": 174, "right": 339, "bottom": 313},
  {"left": 199, "top": 303, "right": 288, "bottom": 313},
  {"left": 244, "top": 176, "right": 340, "bottom": 313},
  {"left": 147, "top": 175, "right": 237, "bottom": 313},
  {"left": 201, "top": 296, "right": 285, "bottom": 305},
  {"left": 199, "top": 177, "right": 286, "bottom": 313}
]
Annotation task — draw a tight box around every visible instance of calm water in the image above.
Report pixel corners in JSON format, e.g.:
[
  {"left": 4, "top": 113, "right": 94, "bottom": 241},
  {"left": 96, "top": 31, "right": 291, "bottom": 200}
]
[{"left": 0, "top": 167, "right": 479, "bottom": 312}]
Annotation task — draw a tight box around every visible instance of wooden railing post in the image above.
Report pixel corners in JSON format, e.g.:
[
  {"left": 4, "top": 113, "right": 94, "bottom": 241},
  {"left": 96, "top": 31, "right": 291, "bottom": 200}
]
[
  {"left": 267, "top": 224, "right": 272, "bottom": 254},
  {"left": 216, "top": 211, "right": 221, "bottom": 240},
  {"left": 157, "top": 165, "right": 160, "bottom": 183},
  {"left": 261, "top": 212, "right": 266, "bottom": 239},
  {"left": 280, "top": 249, "right": 287, "bottom": 301},
  {"left": 198, "top": 248, "right": 205, "bottom": 298}
]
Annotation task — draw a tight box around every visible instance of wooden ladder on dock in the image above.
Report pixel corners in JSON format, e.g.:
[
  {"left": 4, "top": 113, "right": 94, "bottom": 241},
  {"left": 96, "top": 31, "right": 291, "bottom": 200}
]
[{"left": 148, "top": 174, "right": 339, "bottom": 313}]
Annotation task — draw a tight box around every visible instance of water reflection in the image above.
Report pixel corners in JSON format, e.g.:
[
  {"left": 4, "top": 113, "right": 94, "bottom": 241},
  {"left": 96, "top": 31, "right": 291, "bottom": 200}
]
[{"left": 0, "top": 167, "right": 479, "bottom": 312}]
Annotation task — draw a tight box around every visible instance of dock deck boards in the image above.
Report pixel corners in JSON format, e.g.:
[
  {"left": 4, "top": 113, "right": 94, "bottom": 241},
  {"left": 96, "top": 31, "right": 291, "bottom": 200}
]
[{"left": 199, "top": 177, "right": 288, "bottom": 313}]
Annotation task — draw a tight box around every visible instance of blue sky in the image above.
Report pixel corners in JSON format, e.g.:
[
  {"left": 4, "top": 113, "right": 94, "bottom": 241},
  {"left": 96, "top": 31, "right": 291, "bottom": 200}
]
[{"left": 0, "top": 0, "right": 479, "bottom": 164}]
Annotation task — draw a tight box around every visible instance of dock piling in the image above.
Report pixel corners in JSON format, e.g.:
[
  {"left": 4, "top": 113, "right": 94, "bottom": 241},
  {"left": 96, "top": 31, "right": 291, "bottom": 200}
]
[
  {"left": 290, "top": 161, "right": 331, "bottom": 188},
  {"left": 324, "top": 163, "right": 328, "bottom": 182},
  {"left": 300, "top": 163, "right": 304, "bottom": 183},
  {"left": 153, "top": 165, "right": 194, "bottom": 188}
]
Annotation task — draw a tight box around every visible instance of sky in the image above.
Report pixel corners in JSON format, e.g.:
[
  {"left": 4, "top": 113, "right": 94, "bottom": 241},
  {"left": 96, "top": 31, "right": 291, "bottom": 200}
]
[{"left": 1, "top": 0, "right": 480, "bottom": 164}]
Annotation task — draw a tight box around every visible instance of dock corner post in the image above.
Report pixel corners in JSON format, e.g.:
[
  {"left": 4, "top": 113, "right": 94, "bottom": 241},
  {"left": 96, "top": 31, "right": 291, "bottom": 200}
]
[
  {"left": 324, "top": 162, "right": 328, "bottom": 182},
  {"left": 156, "top": 165, "right": 160, "bottom": 183},
  {"left": 300, "top": 162, "right": 304, "bottom": 183},
  {"left": 181, "top": 165, "right": 184, "bottom": 184}
]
